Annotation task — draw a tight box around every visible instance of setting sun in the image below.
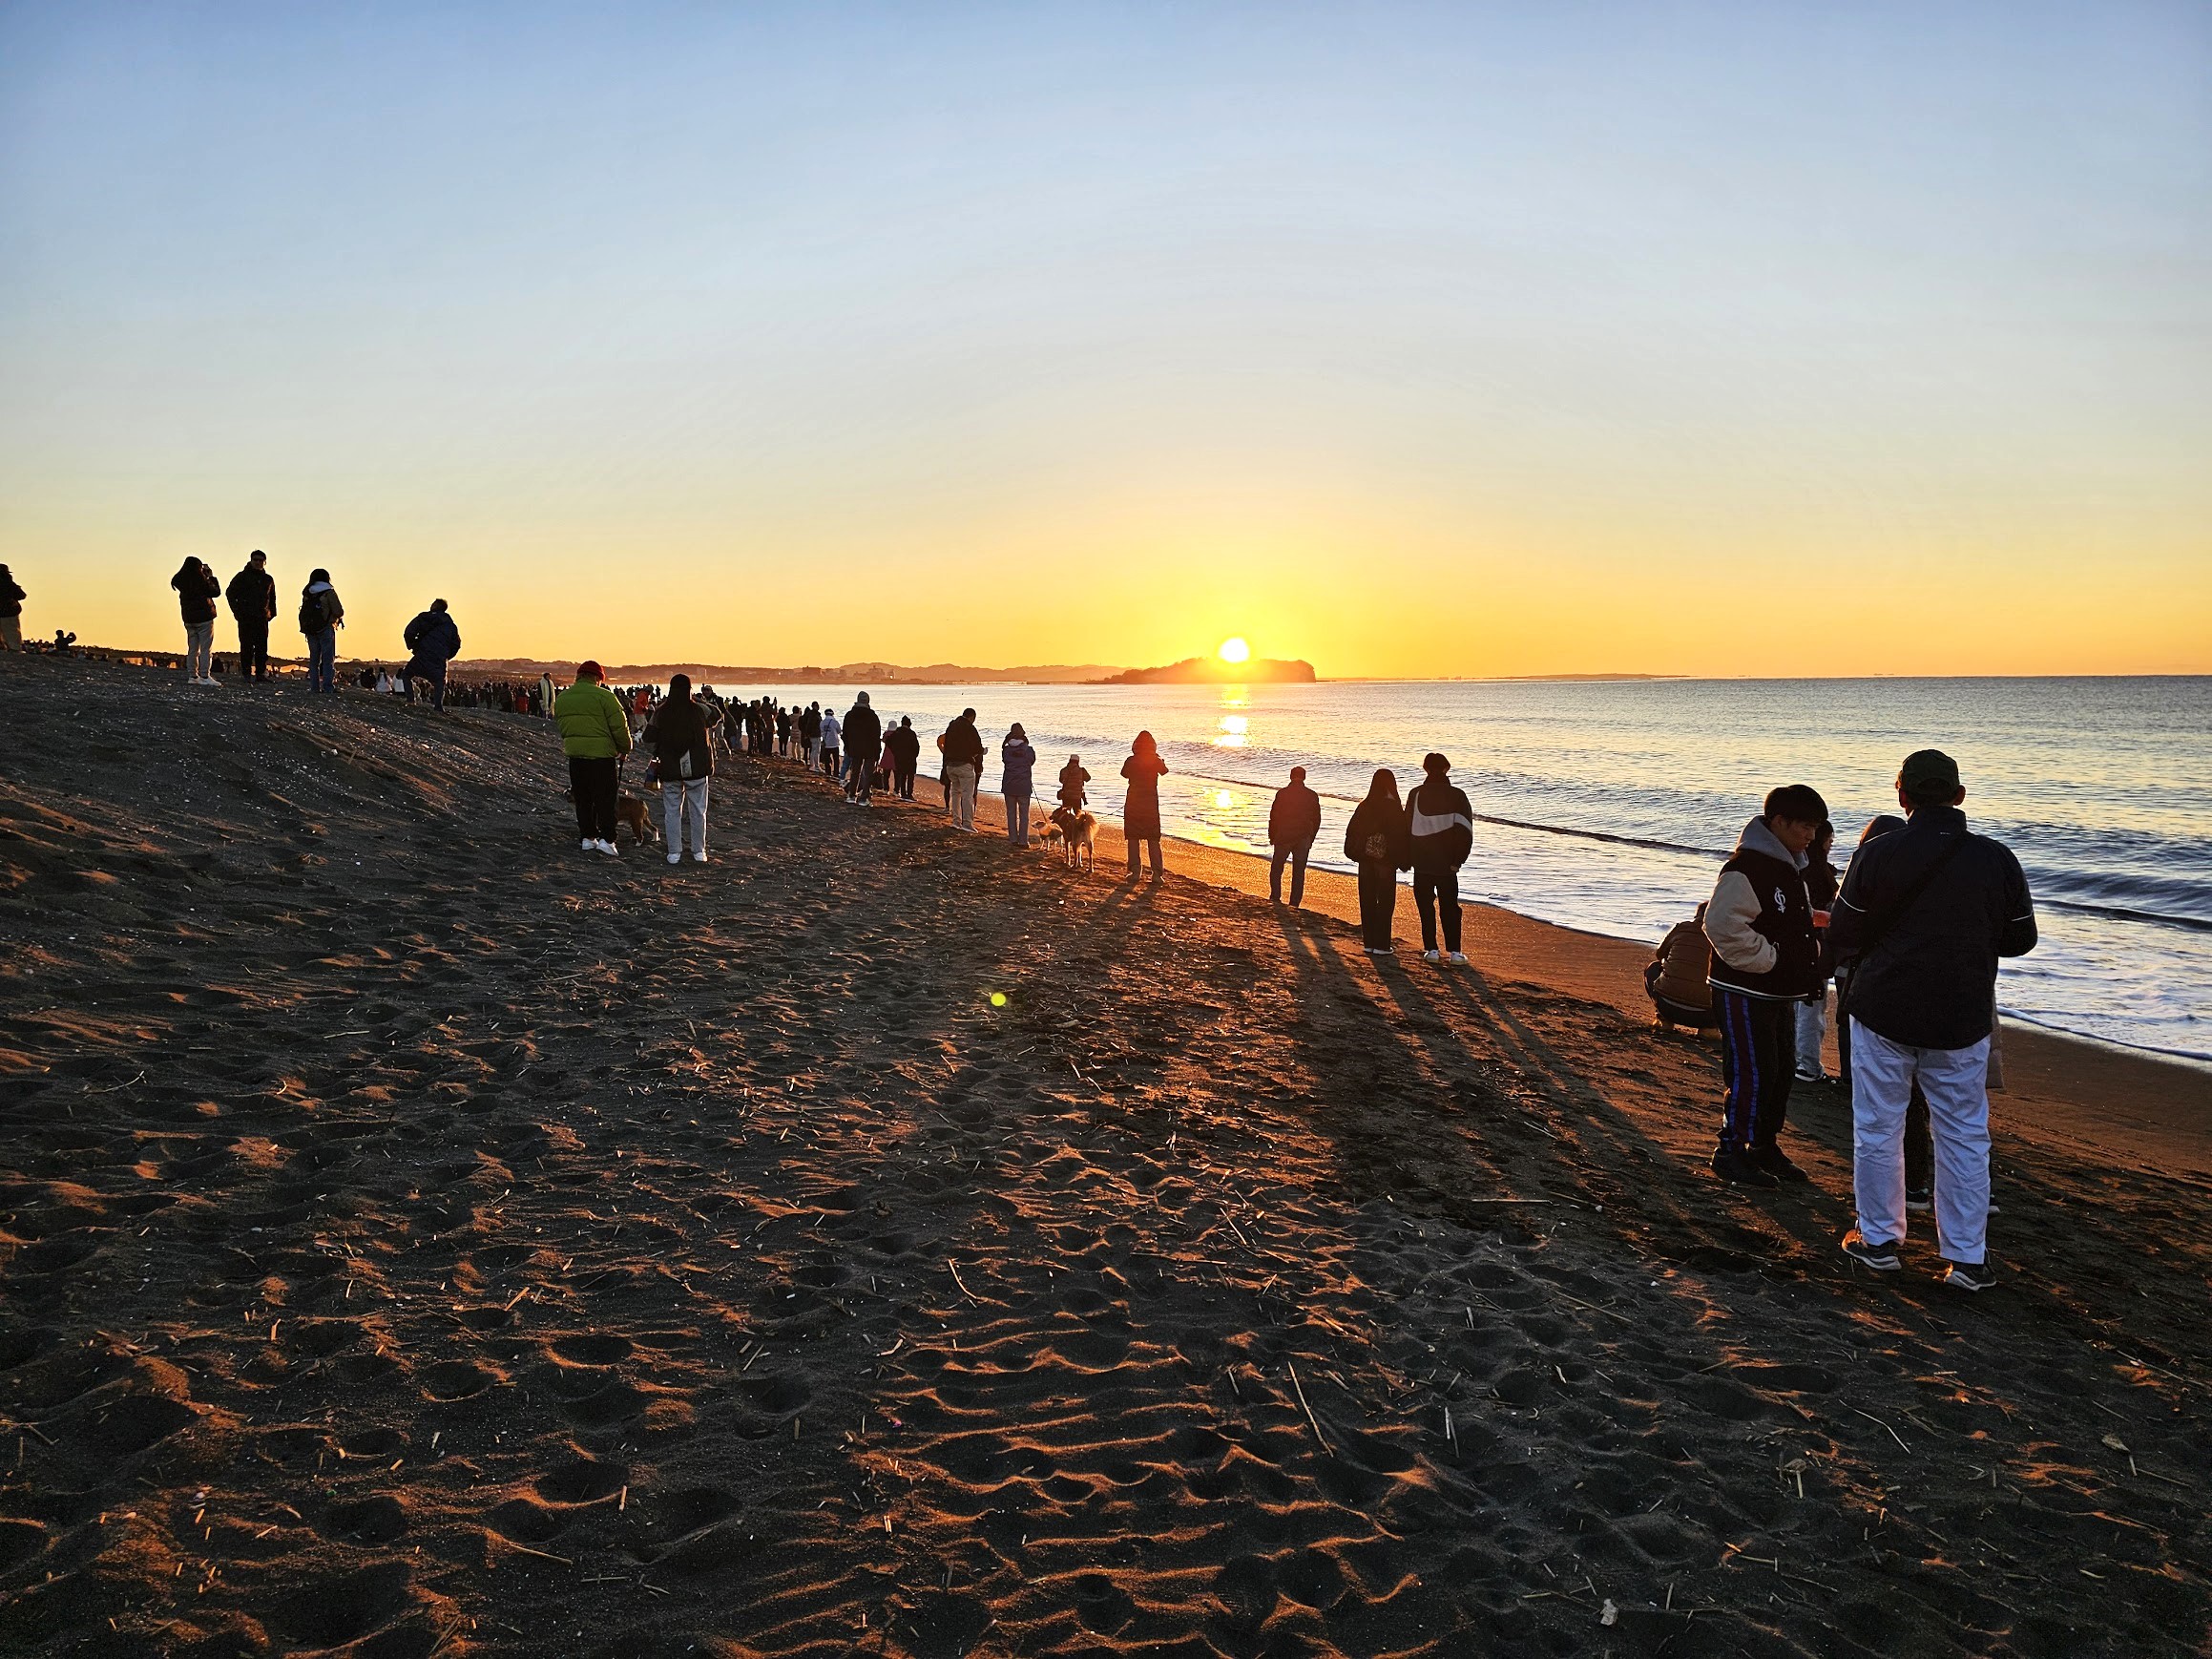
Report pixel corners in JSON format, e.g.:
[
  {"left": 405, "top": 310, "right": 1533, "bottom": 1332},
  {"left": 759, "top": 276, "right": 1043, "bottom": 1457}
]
[{"left": 1218, "top": 637, "right": 1251, "bottom": 665}]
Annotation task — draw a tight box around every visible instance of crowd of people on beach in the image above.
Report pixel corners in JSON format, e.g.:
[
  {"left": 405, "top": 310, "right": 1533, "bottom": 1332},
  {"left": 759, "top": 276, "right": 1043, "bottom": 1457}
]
[{"left": 17, "top": 555, "right": 2041, "bottom": 1296}]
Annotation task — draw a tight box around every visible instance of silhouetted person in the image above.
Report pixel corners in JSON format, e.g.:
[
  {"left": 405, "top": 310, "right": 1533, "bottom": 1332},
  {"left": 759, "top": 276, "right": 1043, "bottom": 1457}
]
[
  {"left": 1703, "top": 784, "right": 1827, "bottom": 1188},
  {"left": 225, "top": 551, "right": 277, "bottom": 682},
  {"left": 553, "top": 661, "right": 632, "bottom": 856},
  {"left": 1267, "top": 766, "right": 1322, "bottom": 906},
  {"left": 1404, "top": 752, "right": 1473, "bottom": 964},
  {"left": 1344, "top": 769, "right": 1409, "bottom": 955},
  {"left": 299, "top": 568, "right": 344, "bottom": 693},
  {"left": 171, "top": 557, "right": 221, "bottom": 685},
  {"left": 844, "top": 691, "right": 884, "bottom": 804},
  {"left": 887, "top": 716, "right": 921, "bottom": 799},
  {"left": 0, "top": 564, "right": 26, "bottom": 651},
  {"left": 943, "top": 708, "right": 985, "bottom": 830},
  {"left": 1119, "top": 730, "right": 1169, "bottom": 875},
  {"left": 403, "top": 598, "right": 462, "bottom": 711}
]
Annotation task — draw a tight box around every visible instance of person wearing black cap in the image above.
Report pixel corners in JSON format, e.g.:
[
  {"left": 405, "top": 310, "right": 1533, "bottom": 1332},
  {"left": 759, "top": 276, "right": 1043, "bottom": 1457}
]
[
  {"left": 1829, "top": 749, "right": 2036, "bottom": 1291},
  {"left": 1702, "top": 784, "right": 1827, "bottom": 1187},
  {"left": 225, "top": 551, "right": 278, "bottom": 682},
  {"left": 403, "top": 598, "right": 462, "bottom": 711},
  {"left": 1266, "top": 766, "right": 1323, "bottom": 906}
]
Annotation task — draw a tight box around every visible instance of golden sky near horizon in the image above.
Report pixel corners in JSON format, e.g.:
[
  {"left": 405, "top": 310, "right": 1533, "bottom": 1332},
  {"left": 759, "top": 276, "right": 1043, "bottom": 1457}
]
[{"left": 3, "top": 6, "right": 2208, "bottom": 678}]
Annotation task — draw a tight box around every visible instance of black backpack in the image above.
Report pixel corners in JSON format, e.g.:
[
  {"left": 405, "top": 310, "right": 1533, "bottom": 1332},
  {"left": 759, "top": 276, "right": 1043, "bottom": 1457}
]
[{"left": 298, "top": 591, "right": 326, "bottom": 634}]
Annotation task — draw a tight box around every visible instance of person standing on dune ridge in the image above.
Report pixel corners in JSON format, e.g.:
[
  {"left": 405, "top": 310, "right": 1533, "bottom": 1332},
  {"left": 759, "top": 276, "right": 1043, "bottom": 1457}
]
[
  {"left": 403, "top": 598, "right": 462, "bottom": 712},
  {"left": 1702, "top": 783, "right": 1827, "bottom": 1189},
  {"left": 299, "top": 568, "right": 344, "bottom": 694},
  {"left": 171, "top": 557, "right": 221, "bottom": 686},
  {"left": 0, "top": 564, "right": 24, "bottom": 651}
]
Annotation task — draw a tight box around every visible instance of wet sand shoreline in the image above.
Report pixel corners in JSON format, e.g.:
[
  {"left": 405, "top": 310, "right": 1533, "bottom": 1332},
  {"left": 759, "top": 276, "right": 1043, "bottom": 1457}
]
[{"left": 3, "top": 655, "right": 2206, "bottom": 1658}]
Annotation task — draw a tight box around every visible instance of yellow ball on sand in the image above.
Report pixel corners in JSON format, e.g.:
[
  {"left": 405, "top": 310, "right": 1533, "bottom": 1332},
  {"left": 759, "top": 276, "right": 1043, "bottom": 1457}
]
[{"left": 989, "top": 992, "right": 1007, "bottom": 1008}]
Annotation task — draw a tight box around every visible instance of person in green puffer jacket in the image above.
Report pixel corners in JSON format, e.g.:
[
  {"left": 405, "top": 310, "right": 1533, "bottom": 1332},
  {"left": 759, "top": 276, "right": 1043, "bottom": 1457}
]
[{"left": 553, "top": 661, "right": 633, "bottom": 855}]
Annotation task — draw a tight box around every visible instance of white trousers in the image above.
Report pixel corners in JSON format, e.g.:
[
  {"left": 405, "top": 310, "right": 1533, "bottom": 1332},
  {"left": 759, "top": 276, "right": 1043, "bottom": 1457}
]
[
  {"left": 947, "top": 763, "right": 979, "bottom": 830},
  {"left": 1849, "top": 1019, "right": 1992, "bottom": 1264},
  {"left": 1794, "top": 994, "right": 1827, "bottom": 1079},
  {"left": 661, "top": 778, "right": 709, "bottom": 856}
]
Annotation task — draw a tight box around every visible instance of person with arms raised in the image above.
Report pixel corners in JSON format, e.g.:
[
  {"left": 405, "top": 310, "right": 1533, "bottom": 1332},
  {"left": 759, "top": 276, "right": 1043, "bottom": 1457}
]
[
  {"left": 225, "top": 551, "right": 277, "bottom": 683},
  {"left": 1829, "top": 750, "right": 2035, "bottom": 1292},
  {"left": 554, "top": 661, "right": 632, "bottom": 856}
]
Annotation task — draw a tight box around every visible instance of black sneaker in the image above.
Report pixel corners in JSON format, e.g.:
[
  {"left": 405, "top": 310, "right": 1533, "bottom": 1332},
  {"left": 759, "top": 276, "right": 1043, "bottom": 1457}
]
[
  {"left": 1748, "top": 1144, "right": 1810, "bottom": 1184},
  {"left": 1905, "top": 1186, "right": 1933, "bottom": 1213},
  {"left": 1840, "top": 1228, "right": 1902, "bottom": 1272},
  {"left": 1942, "top": 1257, "right": 1997, "bottom": 1292},
  {"left": 1711, "top": 1148, "right": 1779, "bottom": 1189}
]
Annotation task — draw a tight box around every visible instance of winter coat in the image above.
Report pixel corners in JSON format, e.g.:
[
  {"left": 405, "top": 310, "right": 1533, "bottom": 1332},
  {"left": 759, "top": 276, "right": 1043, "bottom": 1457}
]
[
  {"left": 225, "top": 566, "right": 277, "bottom": 623},
  {"left": 820, "top": 711, "right": 842, "bottom": 749},
  {"left": 942, "top": 717, "right": 985, "bottom": 770},
  {"left": 0, "top": 575, "right": 22, "bottom": 618},
  {"left": 1704, "top": 816, "right": 1821, "bottom": 1001},
  {"left": 553, "top": 680, "right": 633, "bottom": 760},
  {"left": 1001, "top": 739, "right": 1037, "bottom": 798},
  {"left": 1828, "top": 805, "right": 2036, "bottom": 1050},
  {"left": 1268, "top": 782, "right": 1322, "bottom": 848},
  {"left": 844, "top": 703, "right": 884, "bottom": 754},
  {"left": 1403, "top": 779, "right": 1473, "bottom": 872},
  {"left": 887, "top": 725, "right": 922, "bottom": 766},
  {"left": 403, "top": 609, "right": 461, "bottom": 666},
  {"left": 1344, "top": 796, "right": 1409, "bottom": 869},
  {"left": 1648, "top": 916, "right": 1714, "bottom": 1009},
  {"left": 1120, "top": 751, "right": 1168, "bottom": 839},
  {"left": 172, "top": 564, "right": 220, "bottom": 624},
  {"left": 1057, "top": 764, "right": 1089, "bottom": 809},
  {"left": 647, "top": 698, "right": 719, "bottom": 781},
  {"left": 300, "top": 581, "right": 344, "bottom": 635}
]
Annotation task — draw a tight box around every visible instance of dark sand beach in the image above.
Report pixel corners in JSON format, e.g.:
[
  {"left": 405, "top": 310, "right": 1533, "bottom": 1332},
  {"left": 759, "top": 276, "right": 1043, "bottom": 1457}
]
[{"left": 3, "top": 655, "right": 2207, "bottom": 1658}]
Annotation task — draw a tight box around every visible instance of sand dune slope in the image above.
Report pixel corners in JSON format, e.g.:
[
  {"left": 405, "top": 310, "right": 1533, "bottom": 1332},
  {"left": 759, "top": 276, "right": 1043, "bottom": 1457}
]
[{"left": 2, "top": 657, "right": 2207, "bottom": 1658}]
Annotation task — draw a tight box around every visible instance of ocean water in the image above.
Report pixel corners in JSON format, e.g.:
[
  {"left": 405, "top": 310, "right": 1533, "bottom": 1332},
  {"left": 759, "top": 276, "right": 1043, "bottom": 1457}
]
[{"left": 707, "top": 677, "right": 2212, "bottom": 1061}]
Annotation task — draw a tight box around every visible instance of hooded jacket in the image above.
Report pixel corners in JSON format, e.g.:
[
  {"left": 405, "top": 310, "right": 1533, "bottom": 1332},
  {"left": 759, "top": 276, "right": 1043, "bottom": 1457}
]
[
  {"left": 647, "top": 695, "right": 719, "bottom": 781},
  {"left": 300, "top": 580, "right": 344, "bottom": 635},
  {"left": 1828, "top": 805, "right": 2036, "bottom": 1049},
  {"left": 404, "top": 609, "right": 461, "bottom": 665},
  {"left": 1344, "top": 794, "right": 1410, "bottom": 868},
  {"left": 553, "top": 679, "right": 633, "bottom": 760},
  {"left": 942, "top": 716, "right": 985, "bottom": 769},
  {"left": 1403, "top": 778, "right": 1473, "bottom": 872},
  {"left": 1001, "top": 736, "right": 1037, "bottom": 797},
  {"left": 820, "top": 710, "right": 841, "bottom": 749},
  {"left": 844, "top": 700, "right": 883, "bottom": 753},
  {"left": 226, "top": 565, "right": 277, "bottom": 624},
  {"left": 1704, "top": 816, "right": 1820, "bottom": 1001},
  {"left": 1268, "top": 781, "right": 1322, "bottom": 848},
  {"left": 1649, "top": 914, "right": 1714, "bottom": 1008},
  {"left": 886, "top": 724, "right": 922, "bottom": 766}
]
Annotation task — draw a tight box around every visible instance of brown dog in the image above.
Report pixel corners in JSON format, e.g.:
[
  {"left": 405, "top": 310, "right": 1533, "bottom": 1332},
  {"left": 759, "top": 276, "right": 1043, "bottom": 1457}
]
[
  {"left": 1049, "top": 806, "right": 1096, "bottom": 872},
  {"left": 615, "top": 795, "right": 658, "bottom": 847}
]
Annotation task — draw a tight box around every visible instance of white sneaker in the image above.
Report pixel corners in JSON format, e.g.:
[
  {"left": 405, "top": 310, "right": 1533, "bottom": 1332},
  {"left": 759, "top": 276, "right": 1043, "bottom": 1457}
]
[
  {"left": 666, "top": 851, "right": 682, "bottom": 866},
  {"left": 595, "top": 839, "right": 620, "bottom": 856},
  {"left": 1422, "top": 949, "right": 1441, "bottom": 963},
  {"left": 581, "top": 837, "right": 595, "bottom": 851},
  {"left": 691, "top": 852, "right": 709, "bottom": 864},
  {"left": 1448, "top": 951, "right": 1469, "bottom": 965}
]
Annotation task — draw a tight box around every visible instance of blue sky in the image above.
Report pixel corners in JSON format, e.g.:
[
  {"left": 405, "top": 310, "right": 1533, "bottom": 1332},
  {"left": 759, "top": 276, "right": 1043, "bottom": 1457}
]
[{"left": 2, "top": 2, "right": 2206, "bottom": 673}]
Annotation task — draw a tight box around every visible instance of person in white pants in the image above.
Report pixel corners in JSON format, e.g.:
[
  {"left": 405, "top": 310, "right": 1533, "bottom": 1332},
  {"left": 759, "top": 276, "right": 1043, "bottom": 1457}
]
[
  {"left": 1827, "top": 748, "right": 2036, "bottom": 1292},
  {"left": 1848, "top": 1025, "right": 1991, "bottom": 1264}
]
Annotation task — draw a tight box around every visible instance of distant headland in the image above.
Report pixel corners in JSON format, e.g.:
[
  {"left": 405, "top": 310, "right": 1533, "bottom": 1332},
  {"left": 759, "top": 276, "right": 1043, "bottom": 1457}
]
[{"left": 1094, "top": 656, "right": 1318, "bottom": 686}]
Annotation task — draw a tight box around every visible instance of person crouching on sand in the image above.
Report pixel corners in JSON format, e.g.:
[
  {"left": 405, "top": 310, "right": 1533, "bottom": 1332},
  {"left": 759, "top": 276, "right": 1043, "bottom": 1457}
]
[
  {"left": 1119, "top": 730, "right": 1169, "bottom": 876},
  {"left": 1702, "top": 784, "right": 1827, "bottom": 1188},
  {"left": 554, "top": 660, "right": 632, "bottom": 856},
  {"left": 1345, "top": 769, "right": 1409, "bottom": 955},
  {"left": 646, "top": 673, "right": 719, "bottom": 864},
  {"left": 1001, "top": 723, "right": 1037, "bottom": 846}
]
